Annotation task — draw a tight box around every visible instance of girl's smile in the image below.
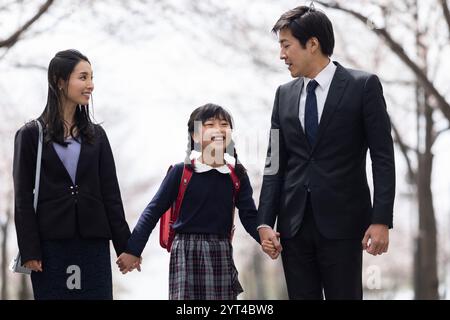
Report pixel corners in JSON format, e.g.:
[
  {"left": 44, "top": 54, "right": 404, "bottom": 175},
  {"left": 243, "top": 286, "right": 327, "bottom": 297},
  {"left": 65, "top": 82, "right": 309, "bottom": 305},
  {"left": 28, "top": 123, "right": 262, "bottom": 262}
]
[{"left": 192, "top": 117, "right": 232, "bottom": 167}]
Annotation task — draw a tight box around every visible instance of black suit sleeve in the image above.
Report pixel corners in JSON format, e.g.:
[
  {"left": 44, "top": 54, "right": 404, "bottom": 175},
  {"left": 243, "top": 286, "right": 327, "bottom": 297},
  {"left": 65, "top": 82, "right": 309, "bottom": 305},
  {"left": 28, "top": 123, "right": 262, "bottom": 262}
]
[
  {"left": 13, "top": 124, "right": 42, "bottom": 263},
  {"left": 258, "top": 86, "right": 287, "bottom": 228},
  {"left": 362, "top": 75, "right": 396, "bottom": 228},
  {"left": 98, "top": 126, "right": 131, "bottom": 256}
]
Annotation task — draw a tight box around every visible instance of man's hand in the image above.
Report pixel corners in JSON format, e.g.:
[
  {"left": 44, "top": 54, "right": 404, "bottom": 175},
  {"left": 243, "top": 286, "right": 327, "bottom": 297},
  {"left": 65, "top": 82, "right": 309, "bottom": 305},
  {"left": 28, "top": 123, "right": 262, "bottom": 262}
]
[
  {"left": 261, "top": 240, "right": 280, "bottom": 259},
  {"left": 259, "top": 227, "right": 282, "bottom": 259},
  {"left": 362, "top": 224, "right": 389, "bottom": 256},
  {"left": 24, "top": 260, "right": 42, "bottom": 272}
]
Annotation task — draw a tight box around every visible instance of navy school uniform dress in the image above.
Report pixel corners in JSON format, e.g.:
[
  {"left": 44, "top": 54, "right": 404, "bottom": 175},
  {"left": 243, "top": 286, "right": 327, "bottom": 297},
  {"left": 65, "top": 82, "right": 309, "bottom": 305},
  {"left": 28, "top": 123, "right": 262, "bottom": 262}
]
[
  {"left": 13, "top": 122, "right": 131, "bottom": 300},
  {"left": 126, "top": 160, "right": 260, "bottom": 300}
]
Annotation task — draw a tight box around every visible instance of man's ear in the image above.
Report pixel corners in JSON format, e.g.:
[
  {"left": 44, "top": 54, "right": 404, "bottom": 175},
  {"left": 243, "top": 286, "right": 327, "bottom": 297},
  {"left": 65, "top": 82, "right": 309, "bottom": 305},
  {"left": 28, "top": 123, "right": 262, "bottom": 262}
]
[{"left": 308, "top": 37, "right": 320, "bottom": 53}]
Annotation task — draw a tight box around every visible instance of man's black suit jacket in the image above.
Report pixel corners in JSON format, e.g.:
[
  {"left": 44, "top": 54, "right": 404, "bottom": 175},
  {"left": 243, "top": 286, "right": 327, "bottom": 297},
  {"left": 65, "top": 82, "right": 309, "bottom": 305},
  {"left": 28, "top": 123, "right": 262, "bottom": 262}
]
[
  {"left": 258, "top": 62, "right": 395, "bottom": 240},
  {"left": 13, "top": 121, "right": 131, "bottom": 263}
]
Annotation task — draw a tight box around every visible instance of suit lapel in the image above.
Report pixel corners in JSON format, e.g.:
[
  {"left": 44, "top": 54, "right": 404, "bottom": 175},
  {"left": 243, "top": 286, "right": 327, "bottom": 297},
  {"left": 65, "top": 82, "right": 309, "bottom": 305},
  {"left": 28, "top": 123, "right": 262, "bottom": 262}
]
[
  {"left": 74, "top": 138, "right": 86, "bottom": 185},
  {"left": 287, "top": 77, "right": 309, "bottom": 146},
  {"left": 312, "top": 63, "right": 349, "bottom": 152},
  {"left": 48, "top": 142, "right": 75, "bottom": 183}
]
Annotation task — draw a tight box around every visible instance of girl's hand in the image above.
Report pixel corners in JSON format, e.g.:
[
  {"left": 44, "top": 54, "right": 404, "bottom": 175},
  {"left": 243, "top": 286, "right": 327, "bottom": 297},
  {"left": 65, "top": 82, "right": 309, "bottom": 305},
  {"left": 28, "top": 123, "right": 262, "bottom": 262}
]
[
  {"left": 24, "top": 260, "right": 43, "bottom": 272},
  {"left": 262, "top": 240, "right": 276, "bottom": 250},
  {"left": 116, "top": 253, "right": 141, "bottom": 274},
  {"left": 261, "top": 240, "right": 280, "bottom": 259}
]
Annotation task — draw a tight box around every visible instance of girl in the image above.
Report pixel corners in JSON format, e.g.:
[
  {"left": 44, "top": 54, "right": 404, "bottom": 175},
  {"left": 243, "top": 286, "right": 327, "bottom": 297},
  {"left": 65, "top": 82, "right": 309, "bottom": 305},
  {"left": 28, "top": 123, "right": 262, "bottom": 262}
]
[
  {"left": 117, "top": 103, "right": 272, "bottom": 300},
  {"left": 13, "top": 49, "right": 131, "bottom": 299}
]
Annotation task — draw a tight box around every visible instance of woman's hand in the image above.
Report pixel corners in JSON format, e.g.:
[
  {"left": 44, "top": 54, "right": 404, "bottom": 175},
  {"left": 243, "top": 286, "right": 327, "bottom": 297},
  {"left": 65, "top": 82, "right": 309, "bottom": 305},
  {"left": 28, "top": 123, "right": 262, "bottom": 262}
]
[
  {"left": 116, "top": 253, "right": 141, "bottom": 274},
  {"left": 24, "top": 260, "right": 43, "bottom": 272}
]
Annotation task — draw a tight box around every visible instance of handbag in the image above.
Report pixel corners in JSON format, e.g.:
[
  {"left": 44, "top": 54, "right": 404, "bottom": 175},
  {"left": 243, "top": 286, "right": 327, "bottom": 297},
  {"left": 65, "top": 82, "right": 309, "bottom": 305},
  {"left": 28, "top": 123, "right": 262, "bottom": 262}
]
[{"left": 10, "top": 120, "right": 43, "bottom": 274}]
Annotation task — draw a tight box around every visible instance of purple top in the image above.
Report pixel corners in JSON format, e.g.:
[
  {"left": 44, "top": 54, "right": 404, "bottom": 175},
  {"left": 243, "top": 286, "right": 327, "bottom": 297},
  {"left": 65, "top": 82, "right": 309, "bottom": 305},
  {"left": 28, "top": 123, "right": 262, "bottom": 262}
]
[{"left": 53, "top": 137, "right": 81, "bottom": 184}]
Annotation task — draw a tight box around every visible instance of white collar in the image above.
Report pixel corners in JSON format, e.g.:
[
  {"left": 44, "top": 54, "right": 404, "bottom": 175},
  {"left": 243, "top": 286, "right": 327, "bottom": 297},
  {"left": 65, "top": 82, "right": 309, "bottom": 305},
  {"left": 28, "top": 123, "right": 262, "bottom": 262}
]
[
  {"left": 304, "top": 60, "right": 336, "bottom": 90},
  {"left": 194, "top": 159, "right": 231, "bottom": 174}
]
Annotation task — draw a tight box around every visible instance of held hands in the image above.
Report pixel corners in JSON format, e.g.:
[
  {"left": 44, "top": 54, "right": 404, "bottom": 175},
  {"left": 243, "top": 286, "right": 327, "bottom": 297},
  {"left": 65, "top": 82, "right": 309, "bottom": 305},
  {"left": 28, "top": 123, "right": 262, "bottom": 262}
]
[
  {"left": 362, "top": 224, "right": 389, "bottom": 256},
  {"left": 258, "top": 227, "right": 282, "bottom": 260},
  {"left": 24, "top": 260, "right": 43, "bottom": 272},
  {"left": 262, "top": 240, "right": 280, "bottom": 259},
  {"left": 116, "top": 253, "right": 142, "bottom": 274}
]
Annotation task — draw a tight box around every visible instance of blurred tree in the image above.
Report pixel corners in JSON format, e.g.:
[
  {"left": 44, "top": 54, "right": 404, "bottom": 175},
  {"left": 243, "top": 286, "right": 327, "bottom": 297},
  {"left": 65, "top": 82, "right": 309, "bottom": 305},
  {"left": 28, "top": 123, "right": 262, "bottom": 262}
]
[
  {"left": 0, "top": 0, "right": 54, "bottom": 50},
  {"left": 0, "top": 0, "right": 55, "bottom": 300}
]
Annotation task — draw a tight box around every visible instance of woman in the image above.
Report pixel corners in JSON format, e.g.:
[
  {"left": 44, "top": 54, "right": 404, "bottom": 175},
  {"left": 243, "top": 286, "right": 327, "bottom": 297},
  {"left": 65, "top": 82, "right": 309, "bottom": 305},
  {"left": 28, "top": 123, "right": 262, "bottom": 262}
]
[{"left": 13, "top": 49, "right": 131, "bottom": 299}]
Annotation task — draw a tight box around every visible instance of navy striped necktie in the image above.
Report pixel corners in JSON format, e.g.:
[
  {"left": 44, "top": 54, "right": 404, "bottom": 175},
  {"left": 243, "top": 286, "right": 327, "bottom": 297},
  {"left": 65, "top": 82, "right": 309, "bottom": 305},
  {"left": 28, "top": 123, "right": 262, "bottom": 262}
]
[{"left": 305, "top": 79, "right": 319, "bottom": 147}]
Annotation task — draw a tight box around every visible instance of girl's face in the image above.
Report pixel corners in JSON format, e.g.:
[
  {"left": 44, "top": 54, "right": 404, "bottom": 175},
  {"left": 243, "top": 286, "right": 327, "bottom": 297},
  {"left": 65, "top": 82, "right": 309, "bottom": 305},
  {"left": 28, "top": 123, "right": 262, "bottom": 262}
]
[
  {"left": 193, "top": 117, "right": 232, "bottom": 154},
  {"left": 59, "top": 60, "right": 94, "bottom": 107}
]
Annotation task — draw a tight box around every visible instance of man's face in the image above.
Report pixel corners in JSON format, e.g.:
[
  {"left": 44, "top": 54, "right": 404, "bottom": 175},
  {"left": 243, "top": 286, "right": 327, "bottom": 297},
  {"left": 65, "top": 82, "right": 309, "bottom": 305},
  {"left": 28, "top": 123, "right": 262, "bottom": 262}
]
[{"left": 279, "top": 28, "right": 311, "bottom": 78}]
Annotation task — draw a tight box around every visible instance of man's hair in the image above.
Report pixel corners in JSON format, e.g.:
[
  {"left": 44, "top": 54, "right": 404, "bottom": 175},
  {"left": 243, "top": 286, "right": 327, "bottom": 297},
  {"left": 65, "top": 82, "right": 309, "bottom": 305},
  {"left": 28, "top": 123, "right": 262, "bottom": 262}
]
[{"left": 272, "top": 5, "right": 334, "bottom": 56}]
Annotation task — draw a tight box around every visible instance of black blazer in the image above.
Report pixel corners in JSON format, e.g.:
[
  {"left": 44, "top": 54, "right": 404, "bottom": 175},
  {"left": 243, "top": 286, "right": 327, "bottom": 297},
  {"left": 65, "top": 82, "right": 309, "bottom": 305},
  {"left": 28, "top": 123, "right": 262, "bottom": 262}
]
[
  {"left": 258, "top": 62, "right": 395, "bottom": 240},
  {"left": 13, "top": 121, "right": 131, "bottom": 263}
]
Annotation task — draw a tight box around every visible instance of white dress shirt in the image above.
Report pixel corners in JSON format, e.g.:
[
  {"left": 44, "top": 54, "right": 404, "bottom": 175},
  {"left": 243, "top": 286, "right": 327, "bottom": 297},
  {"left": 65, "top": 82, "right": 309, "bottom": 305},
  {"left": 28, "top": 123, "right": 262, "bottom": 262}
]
[{"left": 299, "top": 60, "right": 337, "bottom": 130}]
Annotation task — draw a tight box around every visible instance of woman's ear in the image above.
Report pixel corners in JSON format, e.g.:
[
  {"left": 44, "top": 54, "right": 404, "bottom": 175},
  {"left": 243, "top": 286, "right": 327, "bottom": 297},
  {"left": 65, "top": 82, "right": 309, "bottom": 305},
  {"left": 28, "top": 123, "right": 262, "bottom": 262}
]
[{"left": 57, "top": 79, "right": 66, "bottom": 92}]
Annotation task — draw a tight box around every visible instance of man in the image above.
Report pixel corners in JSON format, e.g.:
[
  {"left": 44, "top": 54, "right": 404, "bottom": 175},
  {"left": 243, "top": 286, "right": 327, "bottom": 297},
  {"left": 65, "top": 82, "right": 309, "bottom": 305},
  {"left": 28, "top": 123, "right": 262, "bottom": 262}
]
[{"left": 257, "top": 5, "right": 395, "bottom": 299}]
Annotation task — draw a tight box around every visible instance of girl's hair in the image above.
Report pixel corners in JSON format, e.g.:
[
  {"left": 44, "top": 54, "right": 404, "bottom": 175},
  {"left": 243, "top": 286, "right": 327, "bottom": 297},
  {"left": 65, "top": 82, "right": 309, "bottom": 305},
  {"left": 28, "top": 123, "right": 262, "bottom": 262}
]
[
  {"left": 185, "top": 103, "right": 246, "bottom": 178},
  {"left": 38, "top": 49, "right": 95, "bottom": 145}
]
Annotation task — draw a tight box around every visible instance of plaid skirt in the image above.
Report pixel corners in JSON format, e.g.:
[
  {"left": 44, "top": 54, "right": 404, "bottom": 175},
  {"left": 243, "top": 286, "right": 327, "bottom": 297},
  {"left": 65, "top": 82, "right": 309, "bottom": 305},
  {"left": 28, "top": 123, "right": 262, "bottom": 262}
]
[{"left": 169, "top": 233, "right": 243, "bottom": 300}]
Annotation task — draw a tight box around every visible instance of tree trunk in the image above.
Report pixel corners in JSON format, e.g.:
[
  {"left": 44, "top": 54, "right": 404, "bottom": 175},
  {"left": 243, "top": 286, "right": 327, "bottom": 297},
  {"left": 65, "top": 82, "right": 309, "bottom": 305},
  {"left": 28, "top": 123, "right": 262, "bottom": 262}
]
[
  {"left": 414, "top": 93, "right": 439, "bottom": 299},
  {"left": 1, "top": 207, "right": 11, "bottom": 300},
  {"left": 414, "top": 152, "right": 438, "bottom": 299}
]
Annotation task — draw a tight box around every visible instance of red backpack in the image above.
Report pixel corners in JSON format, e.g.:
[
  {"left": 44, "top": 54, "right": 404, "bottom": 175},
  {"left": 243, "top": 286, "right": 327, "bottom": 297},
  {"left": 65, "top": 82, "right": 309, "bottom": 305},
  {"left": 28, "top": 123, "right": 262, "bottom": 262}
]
[{"left": 159, "top": 162, "right": 241, "bottom": 252}]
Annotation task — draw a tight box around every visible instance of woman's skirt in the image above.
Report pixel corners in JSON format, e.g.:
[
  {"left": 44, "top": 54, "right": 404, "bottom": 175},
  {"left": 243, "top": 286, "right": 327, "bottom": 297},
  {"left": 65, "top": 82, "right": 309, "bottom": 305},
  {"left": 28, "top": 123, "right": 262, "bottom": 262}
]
[
  {"left": 30, "top": 236, "right": 112, "bottom": 300},
  {"left": 169, "top": 233, "right": 243, "bottom": 300}
]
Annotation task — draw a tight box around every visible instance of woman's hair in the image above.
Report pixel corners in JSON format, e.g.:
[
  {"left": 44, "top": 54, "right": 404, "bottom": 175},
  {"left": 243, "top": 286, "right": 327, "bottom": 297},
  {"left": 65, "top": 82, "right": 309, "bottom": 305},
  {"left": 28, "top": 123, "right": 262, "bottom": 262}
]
[
  {"left": 38, "top": 49, "right": 95, "bottom": 145},
  {"left": 185, "top": 103, "right": 246, "bottom": 178}
]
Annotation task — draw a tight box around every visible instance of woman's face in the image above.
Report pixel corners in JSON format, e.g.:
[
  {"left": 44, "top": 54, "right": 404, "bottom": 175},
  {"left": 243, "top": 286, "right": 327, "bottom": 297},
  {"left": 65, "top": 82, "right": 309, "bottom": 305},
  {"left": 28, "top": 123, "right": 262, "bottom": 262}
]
[{"left": 60, "top": 60, "right": 94, "bottom": 106}]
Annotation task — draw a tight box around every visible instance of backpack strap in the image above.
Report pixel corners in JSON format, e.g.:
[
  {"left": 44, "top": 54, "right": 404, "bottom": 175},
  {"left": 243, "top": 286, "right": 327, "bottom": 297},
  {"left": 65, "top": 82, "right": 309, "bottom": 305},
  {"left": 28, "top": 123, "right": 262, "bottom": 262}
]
[
  {"left": 172, "top": 164, "right": 194, "bottom": 221},
  {"left": 167, "top": 160, "right": 195, "bottom": 250},
  {"left": 227, "top": 164, "right": 240, "bottom": 241},
  {"left": 227, "top": 164, "right": 241, "bottom": 199}
]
